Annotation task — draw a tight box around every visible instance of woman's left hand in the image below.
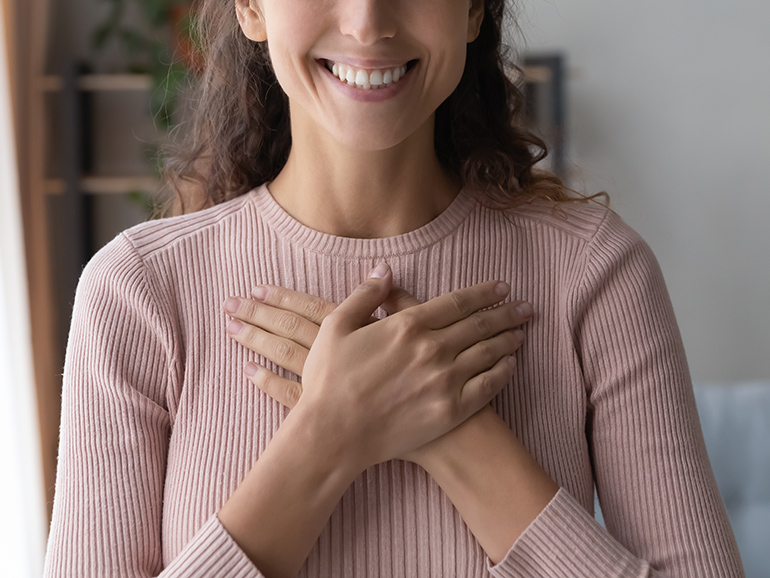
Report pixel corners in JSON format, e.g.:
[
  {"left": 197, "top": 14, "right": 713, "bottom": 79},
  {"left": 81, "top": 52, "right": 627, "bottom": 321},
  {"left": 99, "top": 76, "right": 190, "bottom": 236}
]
[
  {"left": 223, "top": 284, "right": 421, "bottom": 407},
  {"left": 223, "top": 284, "right": 524, "bottom": 465}
]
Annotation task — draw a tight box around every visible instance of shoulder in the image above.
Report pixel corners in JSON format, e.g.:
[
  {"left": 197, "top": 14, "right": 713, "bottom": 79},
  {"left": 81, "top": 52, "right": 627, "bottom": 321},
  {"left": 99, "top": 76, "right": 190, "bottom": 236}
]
[
  {"left": 472, "top": 196, "right": 651, "bottom": 265},
  {"left": 494, "top": 197, "right": 639, "bottom": 247},
  {"left": 502, "top": 198, "right": 651, "bottom": 259},
  {"left": 118, "top": 189, "right": 259, "bottom": 261},
  {"left": 78, "top": 189, "right": 258, "bottom": 314},
  {"left": 480, "top": 197, "right": 661, "bottom": 292}
]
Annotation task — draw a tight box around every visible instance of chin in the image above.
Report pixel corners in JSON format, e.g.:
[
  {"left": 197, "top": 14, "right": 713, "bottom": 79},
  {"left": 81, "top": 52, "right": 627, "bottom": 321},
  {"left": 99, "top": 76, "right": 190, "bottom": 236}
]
[{"left": 328, "top": 115, "right": 433, "bottom": 153}]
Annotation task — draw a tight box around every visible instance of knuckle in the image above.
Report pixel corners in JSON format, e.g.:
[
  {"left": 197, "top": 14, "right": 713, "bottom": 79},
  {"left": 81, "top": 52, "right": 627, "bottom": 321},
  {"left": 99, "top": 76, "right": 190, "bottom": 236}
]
[
  {"left": 276, "top": 312, "right": 301, "bottom": 337},
  {"left": 302, "top": 298, "right": 327, "bottom": 322},
  {"left": 322, "top": 312, "right": 343, "bottom": 332},
  {"left": 415, "top": 337, "right": 441, "bottom": 363},
  {"left": 477, "top": 341, "right": 496, "bottom": 365},
  {"left": 273, "top": 288, "right": 290, "bottom": 308},
  {"left": 355, "top": 280, "right": 377, "bottom": 294},
  {"left": 449, "top": 291, "right": 472, "bottom": 317},
  {"left": 479, "top": 372, "right": 497, "bottom": 399},
  {"left": 394, "top": 312, "right": 420, "bottom": 339},
  {"left": 237, "top": 299, "right": 255, "bottom": 320},
  {"left": 470, "top": 312, "right": 491, "bottom": 337},
  {"left": 284, "top": 383, "right": 302, "bottom": 407},
  {"left": 440, "top": 395, "right": 462, "bottom": 423},
  {"left": 430, "top": 372, "right": 460, "bottom": 419},
  {"left": 274, "top": 341, "right": 295, "bottom": 365}
]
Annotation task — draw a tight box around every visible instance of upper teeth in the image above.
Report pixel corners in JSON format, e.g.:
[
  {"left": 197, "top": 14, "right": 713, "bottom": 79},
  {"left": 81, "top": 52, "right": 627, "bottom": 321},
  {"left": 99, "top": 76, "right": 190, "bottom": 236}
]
[{"left": 327, "top": 61, "right": 409, "bottom": 89}]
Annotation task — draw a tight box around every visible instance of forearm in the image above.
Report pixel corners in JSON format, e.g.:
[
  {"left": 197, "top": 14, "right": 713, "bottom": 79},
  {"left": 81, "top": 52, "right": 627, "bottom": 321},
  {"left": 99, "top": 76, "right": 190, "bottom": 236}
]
[
  {"left": 219, "top": 404, "right": 361, "bottom": 578},
  {"left": 418, "top": 406, "right": 558, "bottom": 565}
]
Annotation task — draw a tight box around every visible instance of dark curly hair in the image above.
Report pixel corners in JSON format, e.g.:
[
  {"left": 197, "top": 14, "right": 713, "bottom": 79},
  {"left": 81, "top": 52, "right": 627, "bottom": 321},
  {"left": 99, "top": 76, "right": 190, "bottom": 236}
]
[{"left": 163, "top": 0, "right": 582, "bottom": 214}]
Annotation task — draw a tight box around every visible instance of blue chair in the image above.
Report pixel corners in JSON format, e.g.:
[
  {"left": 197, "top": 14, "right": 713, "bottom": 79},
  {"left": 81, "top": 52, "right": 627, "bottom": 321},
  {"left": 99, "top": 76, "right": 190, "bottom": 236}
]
[
  {"left": 693, "top": 382, "right": 770, "bottom": 578},
  {"left": 593, "top": 382, "right": 770, "bottom": 576}
]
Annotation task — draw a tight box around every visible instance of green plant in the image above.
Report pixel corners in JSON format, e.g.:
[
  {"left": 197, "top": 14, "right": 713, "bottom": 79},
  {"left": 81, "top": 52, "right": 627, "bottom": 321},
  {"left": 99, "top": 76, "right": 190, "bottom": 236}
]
[
  {"left": 93, "top": 0, "right": 193, "bottom": 128},
  {"left": 93, "top": 0, "right": 197, "bottom": 215}
]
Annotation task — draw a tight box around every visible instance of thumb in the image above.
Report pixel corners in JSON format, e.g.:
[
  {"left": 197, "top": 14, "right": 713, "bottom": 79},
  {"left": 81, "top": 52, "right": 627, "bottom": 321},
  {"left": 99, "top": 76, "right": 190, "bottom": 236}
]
[
  {"left": 381, "top": 285, "right": 421, "bottom": 315},
  {"left": 331, "top": 263, "right": 393, "bottom": 330}
]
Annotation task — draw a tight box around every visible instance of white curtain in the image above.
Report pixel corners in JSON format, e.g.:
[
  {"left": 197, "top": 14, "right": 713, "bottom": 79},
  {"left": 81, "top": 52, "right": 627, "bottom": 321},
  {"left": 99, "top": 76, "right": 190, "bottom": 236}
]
[{"left": 0, "top": 4, "right": 47, "bottom": 575}]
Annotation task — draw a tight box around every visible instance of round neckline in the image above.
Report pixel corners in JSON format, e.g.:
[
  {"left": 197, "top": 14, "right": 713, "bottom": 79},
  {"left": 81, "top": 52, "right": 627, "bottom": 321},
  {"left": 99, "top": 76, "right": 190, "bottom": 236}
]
[{"left": 248, "top": 183, "right": 478, "bottom": 259}]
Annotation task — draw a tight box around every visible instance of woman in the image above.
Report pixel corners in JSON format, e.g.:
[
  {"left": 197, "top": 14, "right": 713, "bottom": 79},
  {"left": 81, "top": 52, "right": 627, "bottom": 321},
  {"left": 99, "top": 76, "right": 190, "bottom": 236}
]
[{"left": 44, "top": 0, "right": 744, "bottom": 576}]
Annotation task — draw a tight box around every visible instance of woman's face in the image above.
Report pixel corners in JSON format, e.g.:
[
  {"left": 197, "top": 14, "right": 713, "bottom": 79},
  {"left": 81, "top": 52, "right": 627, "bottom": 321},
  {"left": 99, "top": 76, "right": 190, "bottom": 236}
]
[{"left": 237, "top": 0, "right": 484, "bottom": 152}]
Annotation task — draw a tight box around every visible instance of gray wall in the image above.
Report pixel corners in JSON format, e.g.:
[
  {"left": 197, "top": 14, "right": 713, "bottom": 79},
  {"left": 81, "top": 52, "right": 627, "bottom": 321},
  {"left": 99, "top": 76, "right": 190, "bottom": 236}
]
[{"left": 520, "top": 0, "right": 770, "bottom": 382}]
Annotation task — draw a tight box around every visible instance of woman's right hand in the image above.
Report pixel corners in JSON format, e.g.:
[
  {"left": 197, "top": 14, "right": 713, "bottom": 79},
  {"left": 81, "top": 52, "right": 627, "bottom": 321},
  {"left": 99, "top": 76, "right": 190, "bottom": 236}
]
[{"left": 293, "top": 263, "right": 524, "bottom": 471}]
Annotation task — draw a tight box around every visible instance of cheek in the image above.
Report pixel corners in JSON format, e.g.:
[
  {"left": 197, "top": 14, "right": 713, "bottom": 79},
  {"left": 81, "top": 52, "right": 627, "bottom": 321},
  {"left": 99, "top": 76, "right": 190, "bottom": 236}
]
[
  {"left": 425, "top": 39, "right": 469, "bottom": 104},
  {"left": 265, "top": 41, "right": 316, "bottom": 103},
  {"left": 418, "top": 8, "right": 472, "bottom": 94},
  {"left": 262, "top": 8, "right": 321, "bottom": 94}
]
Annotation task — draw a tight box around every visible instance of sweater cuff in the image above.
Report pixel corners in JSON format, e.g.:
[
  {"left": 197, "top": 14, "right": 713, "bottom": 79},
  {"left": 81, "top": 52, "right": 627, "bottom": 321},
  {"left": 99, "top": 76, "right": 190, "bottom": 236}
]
[
  {"left": 162, "top": 514, "right": 265, "bottom": 577},
  {"left": 487, "top": 488, "right": 651, "bottom": 578}
]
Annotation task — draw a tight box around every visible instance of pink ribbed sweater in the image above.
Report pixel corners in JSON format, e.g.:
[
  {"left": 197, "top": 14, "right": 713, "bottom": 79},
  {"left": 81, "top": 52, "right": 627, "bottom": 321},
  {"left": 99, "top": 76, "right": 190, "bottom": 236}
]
[{"left": 44, "top": 184, "right": 743, "bottom": 577}]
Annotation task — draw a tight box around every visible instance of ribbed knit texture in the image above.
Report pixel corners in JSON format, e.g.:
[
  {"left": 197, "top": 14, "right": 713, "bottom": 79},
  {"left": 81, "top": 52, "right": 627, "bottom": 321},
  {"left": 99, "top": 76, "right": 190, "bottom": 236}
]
[{"left": 44, "top": 185, "right": 744, "bottom": 577}]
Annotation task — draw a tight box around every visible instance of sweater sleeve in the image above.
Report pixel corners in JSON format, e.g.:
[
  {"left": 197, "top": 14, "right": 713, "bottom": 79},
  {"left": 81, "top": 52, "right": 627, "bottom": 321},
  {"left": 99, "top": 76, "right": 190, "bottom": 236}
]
[
  {"left": 487, "top": 210, "right": 744, "bottom": 577},
  {"left": 43, "top": 234, "right": 264, "bottom": 578}
]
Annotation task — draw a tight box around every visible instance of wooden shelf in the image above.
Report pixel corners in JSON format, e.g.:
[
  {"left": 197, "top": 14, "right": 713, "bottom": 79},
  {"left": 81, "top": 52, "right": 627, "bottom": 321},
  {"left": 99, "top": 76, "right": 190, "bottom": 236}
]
[
  {"left": 38, "top": 64, "right": 561, "bottom": 198},
  {"left": 521, "top": 65, "right": 553, "bottom": 84},
  {"left": 38, "top": 67, "right": 555, "bottom": 94},
  {"left": 45, "top": 176, "right": 160, "bottom": 195},
  {"left": 39, "top": 74, "right": 152, "bottom": 92}
]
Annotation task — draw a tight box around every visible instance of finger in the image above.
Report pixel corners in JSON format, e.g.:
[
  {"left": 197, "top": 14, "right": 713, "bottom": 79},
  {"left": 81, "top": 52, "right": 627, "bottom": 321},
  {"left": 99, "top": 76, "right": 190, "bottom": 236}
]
[
  {"left": 245, "top": 362, "right": 302, "bottom": 408},
  {"left": 454, "top": 329, "right": 525, "bottom": 378},
  {"left": 224, "top": 296, "right": 319, "bottom": 349},
  {"left": 412, "top": 280, "right": 511, "bottom": 330},
  {"left": 227, "top": 319, "right": 308, "bottom": 376},
  {"left": 440, "top": 300, "right": 532, "bottom": 352},
  {"left": 251, "top": 285, "right": 337, "bottom": 325},
  {"left": 328, "top": 263, "right": 393, "bottom": 331},
  {"left": 458, "top": 354, "right": 517, "bottom": 421},
  {"left": 381, "top": 285, "right": 421, "bottom": 315}
]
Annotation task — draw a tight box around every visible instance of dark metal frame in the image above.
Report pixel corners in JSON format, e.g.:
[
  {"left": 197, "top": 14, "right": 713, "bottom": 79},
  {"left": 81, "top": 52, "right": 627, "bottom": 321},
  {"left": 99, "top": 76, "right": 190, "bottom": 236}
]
[{"left": 523, "top": 54, "right": 566, "bottom": 180}]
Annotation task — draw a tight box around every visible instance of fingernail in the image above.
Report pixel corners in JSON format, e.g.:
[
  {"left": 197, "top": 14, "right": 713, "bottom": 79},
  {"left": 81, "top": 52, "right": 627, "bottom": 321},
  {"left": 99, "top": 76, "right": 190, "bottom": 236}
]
[
  {"left": 495, "top": 282, "right": 510, "bottom": 296},
  {"left": 513, "top": 329, "right": 526, "bottom": 343},
  {"left": 224, "top": 297, "right": 240, "bottom": 314},
  {"left": 516, "top": 302, "right": 533, "bottom": 317},
  {"left": 252, "top": 286, "right": 267, "bottom": 301},
  {"left": 245, "top": 362, "right": 258, "bottom": 377},
  {"left": 370, "top": 263, "right": 389, "bottom": 279},
  {"left": 507, "top": 355, "right": 517, "bottom": 372},
  {"left": 227, "top": 319, "right": 243, "bottom": 335}
]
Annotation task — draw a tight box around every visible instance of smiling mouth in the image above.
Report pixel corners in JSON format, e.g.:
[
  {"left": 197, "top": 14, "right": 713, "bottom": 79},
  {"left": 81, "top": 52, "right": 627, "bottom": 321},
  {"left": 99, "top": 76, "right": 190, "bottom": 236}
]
[{"left": 323, "top": 59, "right": 418, "bottom": 89}]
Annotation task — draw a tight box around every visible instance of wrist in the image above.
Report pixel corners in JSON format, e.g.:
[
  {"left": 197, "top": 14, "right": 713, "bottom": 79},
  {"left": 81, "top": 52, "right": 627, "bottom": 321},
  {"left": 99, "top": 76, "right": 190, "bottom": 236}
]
[
  {"left": 414, "top": 404, "right": 500, "bottom": 474},
  {"left": 414, "top": 405, "right": 558, "bottom": 565},
  {"left": 218, "top": 402, "right": 364, "bottom": 577},
  {"left": 285, "top": 401, "right": 367, "bottom": 482}
]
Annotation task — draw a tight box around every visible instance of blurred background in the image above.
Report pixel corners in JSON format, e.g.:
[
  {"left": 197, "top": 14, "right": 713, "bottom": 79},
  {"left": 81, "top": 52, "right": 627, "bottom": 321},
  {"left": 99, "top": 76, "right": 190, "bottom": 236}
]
[{"left": 1, "top": 0, "right": 768, "bottom": 575}]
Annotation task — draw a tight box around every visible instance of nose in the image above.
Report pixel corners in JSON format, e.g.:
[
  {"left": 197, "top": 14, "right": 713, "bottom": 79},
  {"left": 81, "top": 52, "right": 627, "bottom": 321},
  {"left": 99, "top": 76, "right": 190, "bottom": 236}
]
[{"left": 338, "top": 0, "right": 397, "bottom": 45}]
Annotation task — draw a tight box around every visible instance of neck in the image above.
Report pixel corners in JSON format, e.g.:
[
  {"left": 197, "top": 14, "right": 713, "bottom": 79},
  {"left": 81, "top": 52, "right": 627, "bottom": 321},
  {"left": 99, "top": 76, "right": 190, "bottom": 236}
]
[{"left": 268, "top": 110, "right": 459, "bottom": 239}]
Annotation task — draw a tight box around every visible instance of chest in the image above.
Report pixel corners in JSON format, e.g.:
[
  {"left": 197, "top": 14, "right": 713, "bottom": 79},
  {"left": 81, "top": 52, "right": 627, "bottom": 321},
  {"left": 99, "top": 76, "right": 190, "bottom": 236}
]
[{"left": 159, "top": 242, "right": 595, "bottom": 571}]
